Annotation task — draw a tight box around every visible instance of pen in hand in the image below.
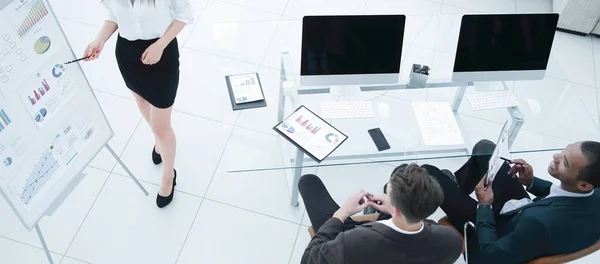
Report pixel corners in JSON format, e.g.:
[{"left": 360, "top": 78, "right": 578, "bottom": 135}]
[
  {"left": 64, "top": 56, "right": 90, "bottom": 65},
  {"left": 500, "top": 157, "right": 527, "bottom": 167}
]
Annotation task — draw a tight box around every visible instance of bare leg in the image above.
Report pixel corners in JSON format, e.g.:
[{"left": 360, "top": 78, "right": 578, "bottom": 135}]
[
  {"left": 132, "top": 93, "right": 160, "bottom": 153},
  {"left": 149, "top": 105, "right": 176, "bottom": 196}
]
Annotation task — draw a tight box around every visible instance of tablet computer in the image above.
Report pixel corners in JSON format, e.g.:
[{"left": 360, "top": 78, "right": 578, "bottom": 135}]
[{"left": 273, "top": 105, "right": 348, "bottom": 163}]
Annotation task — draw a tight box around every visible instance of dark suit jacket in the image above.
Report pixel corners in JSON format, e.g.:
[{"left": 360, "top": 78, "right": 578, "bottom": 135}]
[
  {"left": 475, "top": 177, "right": 600, "bottom": 264},
  {"left": 301, "top": 218, "right": 462, "bottom": 264}
]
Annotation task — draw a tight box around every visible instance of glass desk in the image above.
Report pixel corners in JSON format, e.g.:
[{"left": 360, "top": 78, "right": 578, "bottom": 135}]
[{"left": 222, "top": 15, "right": 600, "bottom": 206}]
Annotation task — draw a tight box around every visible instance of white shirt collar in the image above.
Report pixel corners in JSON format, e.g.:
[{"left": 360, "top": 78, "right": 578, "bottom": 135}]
[
  {"left": 377, "top": 219, "right": 424, "bottom": 235},
  {"left": 545, "top": 184, "right": 594, "bottom": 199}
]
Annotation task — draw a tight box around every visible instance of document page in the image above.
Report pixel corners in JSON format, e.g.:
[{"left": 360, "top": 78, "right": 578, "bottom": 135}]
[
  {"left": 413, "top": 102, "right": 464, "bottom": 146},
  {"left": 228, "top": 73, "right": 264, "bottom": 104},
  {"left": 487, "top": 120, "right": 510, "bottom": 184}
]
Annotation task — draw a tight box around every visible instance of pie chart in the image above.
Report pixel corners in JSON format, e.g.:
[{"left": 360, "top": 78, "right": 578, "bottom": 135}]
[
  {"left": 34, "top": 112, "right": 44, "bottom": 122},
  {"left": 325, "top": 133, "right": 339, "bottom": 144},
  {"left": 4, "top": 157, "right": 12, "bottom": 167},
  {"left": 52, "top": 64, "right": 65, "bottom": 78},
  {"left": 34, "top": 36, "right": 51, "bottom": 54}
]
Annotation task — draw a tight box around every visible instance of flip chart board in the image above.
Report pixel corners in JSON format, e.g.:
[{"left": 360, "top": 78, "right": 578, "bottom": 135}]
[{"left": 0, "top": 0, "right": 113, "bottom": 230}]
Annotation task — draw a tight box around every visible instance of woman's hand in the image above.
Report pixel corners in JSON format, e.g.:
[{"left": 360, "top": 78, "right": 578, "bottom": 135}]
[
  {"left": 83, "top": 39, "right": 105, "bottom": 61},
  {"left": 141, "top": 42, "right": 166, "bottom": 65}
]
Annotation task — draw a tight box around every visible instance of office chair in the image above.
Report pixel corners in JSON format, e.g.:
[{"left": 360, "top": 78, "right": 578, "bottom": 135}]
[{"left": 437, "top": 216, "right": 600, "bottom": 264}]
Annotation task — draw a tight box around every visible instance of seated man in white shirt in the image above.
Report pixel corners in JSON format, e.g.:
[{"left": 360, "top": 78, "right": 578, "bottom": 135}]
[{"left": 424, "top": 139, "right": 600, "bottom": 264}]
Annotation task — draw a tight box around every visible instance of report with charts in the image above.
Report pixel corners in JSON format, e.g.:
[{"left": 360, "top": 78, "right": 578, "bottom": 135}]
[
  {"left": 274, "top": 106, "right": 348, "bottom": 162},
  {"left": 226, "top": 73, "right": 264, "bottom": 104},
  {"left": 0, "top": 0, "right": 61, "bottom": 98},
  {"left": 19, "top": 57, "right": 78, "bottom": 128},
  {"left": 487, "top": 120, "right": 510, "bottom": 185}
]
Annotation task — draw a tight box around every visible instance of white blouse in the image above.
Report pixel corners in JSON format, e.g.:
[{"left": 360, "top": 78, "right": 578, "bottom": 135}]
[{"left": 102, "top": 0, "right": 194, "bottom": 41}]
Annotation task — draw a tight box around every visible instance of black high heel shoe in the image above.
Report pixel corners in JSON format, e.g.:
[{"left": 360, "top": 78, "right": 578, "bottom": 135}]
[
  {"left": 152, "top": 146, "right": 162, "bottom": 165},
  {"left": 156, "top": 169, "right": 177, "bottom": 208}
]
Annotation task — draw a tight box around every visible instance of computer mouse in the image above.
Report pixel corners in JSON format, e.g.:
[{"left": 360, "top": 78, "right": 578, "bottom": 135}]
[
  {"left": 378, "top": 103, "right": 390, "bottom": 117},
  {"left": 527, "top": 99, "right": 541, "bottom": 114}
]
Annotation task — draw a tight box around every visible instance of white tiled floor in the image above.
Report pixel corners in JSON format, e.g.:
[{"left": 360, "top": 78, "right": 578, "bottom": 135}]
[{"left": 1, "top": 0, "right": 600, "bottom": 263}]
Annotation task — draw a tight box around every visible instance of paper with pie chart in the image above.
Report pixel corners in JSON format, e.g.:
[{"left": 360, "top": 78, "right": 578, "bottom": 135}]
[
  {"left": 0, "top": 0, "right": 61, "bottom": 98},
  {"left": 228, "top": 73, "right": 264, "bottom": 104},
  {"left": 19, "top": 60, "right": 78, "bottom": 128},
  {"left": 275, "top": 106, "right": 348, "bottom": 162}
]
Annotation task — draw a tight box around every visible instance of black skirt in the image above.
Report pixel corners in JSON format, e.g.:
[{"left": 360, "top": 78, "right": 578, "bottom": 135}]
[{"left": 115, "top": 35, "right": 180, "bottom": 108}]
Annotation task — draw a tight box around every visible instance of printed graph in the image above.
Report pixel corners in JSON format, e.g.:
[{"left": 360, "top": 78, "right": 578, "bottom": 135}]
[
  {"left": 16, "top": 0, "right": 49, "bottom": 37},
  {"left": 0, "top": 109, "right": 11, "bottom": 132},
  {"left": 20, "top": 146, "right": 60, "bottom": 205},
  {"left": 325, "top": 133, "right": 339, "bottom": 144},
  {"left": 27, "top": 79, "right": 50, "bottom": 105},
  {"left": 239, "top": 76, "right": 257, "bottom": 87},
  {"left": 294, "top": 115, "right": 321, "bottom": 134},
  {"left": 33, "top": 36, "right": 51, "bottom": 54}
]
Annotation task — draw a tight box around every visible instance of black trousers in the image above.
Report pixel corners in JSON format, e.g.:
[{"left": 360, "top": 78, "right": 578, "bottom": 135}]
[
  {"left": 298, "top": 174, "right": 392, "bottom": 232},
  {"left": 424, "top": 139, "right": 530, "bottom": 262}
]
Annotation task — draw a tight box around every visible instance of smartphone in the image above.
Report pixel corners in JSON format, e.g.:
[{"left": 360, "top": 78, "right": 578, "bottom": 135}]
[
  {"left": 368, "top": 128, "right": 390, "bottom": 151},
  {"left": 360, "top": 194, "right": 373, "bottom": 205}
]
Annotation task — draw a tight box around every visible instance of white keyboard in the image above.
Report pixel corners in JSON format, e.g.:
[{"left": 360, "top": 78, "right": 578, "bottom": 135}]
[
  {"left": 319, "top": 101, "right": 375, "bottom": 119},
  {"left": 467, "top": 90, "right": 519, "bottom": 111}
]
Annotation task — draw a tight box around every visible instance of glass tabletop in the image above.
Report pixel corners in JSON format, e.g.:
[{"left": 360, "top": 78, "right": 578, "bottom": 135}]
[{"left": 220, "top": 15, "right": 600, "bottom": 173}]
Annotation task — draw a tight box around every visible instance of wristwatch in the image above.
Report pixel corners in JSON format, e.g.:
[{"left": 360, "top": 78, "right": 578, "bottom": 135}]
[{"left": 477, "top": 203, "right": 492, "bottom": 210}]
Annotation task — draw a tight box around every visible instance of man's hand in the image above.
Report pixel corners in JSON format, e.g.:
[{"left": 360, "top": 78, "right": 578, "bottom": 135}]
[
  {"left": 366, "top": 194, "right": 390, "bottom": 215},
  {"left": 475, "top": 175, "right": 494, "bottom": 205},
  {"left": 332, "top": 190, "right": 371, "bottom": 222},
  {"left": 507, "top": 159, "right": 534, "bottom": 188}
]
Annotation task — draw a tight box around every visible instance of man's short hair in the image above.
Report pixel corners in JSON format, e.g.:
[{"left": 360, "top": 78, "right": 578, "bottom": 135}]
[
  {"left": 389, "top": 164, "right": 444, "bottom": 224},
  {"left": 579, "top": 141, "right": 600, "bottom": 187}
]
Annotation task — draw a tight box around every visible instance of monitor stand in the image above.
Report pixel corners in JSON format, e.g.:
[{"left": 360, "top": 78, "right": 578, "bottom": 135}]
[
  {"left": 474, "top": 81, "right": 505, "bottom": 91},
  {"left": 329, "top": 85, "right": 362, "bottom": 96}
]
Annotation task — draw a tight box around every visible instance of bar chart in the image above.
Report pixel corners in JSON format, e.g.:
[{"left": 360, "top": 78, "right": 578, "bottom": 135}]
[
  {"left": 28, "top": 79, "right": 50, "bottom": 106},
  {"left": 294, "top": 115, "right": 322, "bottom": 134},
  {"left": 239, "top": 75, "right": 257, "bottom": 87},
  {"left": 16, "top": 0, "right": 49, "bottom": 37},
  {"left": 0, "top": 109, "right": 11, "bottom": 132}
]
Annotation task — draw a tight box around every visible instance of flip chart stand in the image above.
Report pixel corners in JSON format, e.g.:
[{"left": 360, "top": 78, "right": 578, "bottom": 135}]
[{"left": 35, "top": 144, "right": 147, "bottom": 264}]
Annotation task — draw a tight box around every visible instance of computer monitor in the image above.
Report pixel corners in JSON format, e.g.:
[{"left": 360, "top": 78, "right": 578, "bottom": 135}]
[
  {"left": 452, "top": 13, "right": 559, "bottom": 82},
  {"left": 300, "top": 15, "right": 406, "bottom": 88}
]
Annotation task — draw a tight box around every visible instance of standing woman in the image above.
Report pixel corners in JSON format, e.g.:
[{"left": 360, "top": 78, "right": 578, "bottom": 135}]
[{"left": 85, "top": 0, "right": 193, "bottom": 208}]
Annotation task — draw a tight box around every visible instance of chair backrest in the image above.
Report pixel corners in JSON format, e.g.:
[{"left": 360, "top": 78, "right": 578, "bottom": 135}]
[
  {"left": 437, "top": 216, "right": 465, "bottom": 254},
  {"left": 437, "top": 216, "right": 600, "bottom": 264},
  {"left": 526, "top": 239, "right": 600, "bottom": 264}
]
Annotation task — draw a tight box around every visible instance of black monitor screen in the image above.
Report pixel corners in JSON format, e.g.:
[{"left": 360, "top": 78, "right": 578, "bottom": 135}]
[
  {"left": 301, "top": 15, "right": 406, "bottom": 76},
  {"left": 453, "top": 13, "right": 559, "bottom": 72}
]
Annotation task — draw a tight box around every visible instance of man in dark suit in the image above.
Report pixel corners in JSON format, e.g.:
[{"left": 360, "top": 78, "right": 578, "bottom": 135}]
[
  {"left": 299, "top": 164, "right": 463, "bottom": 264},
  {"left": 425, "top": 139, "right": 600, "bottom": 264}
]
